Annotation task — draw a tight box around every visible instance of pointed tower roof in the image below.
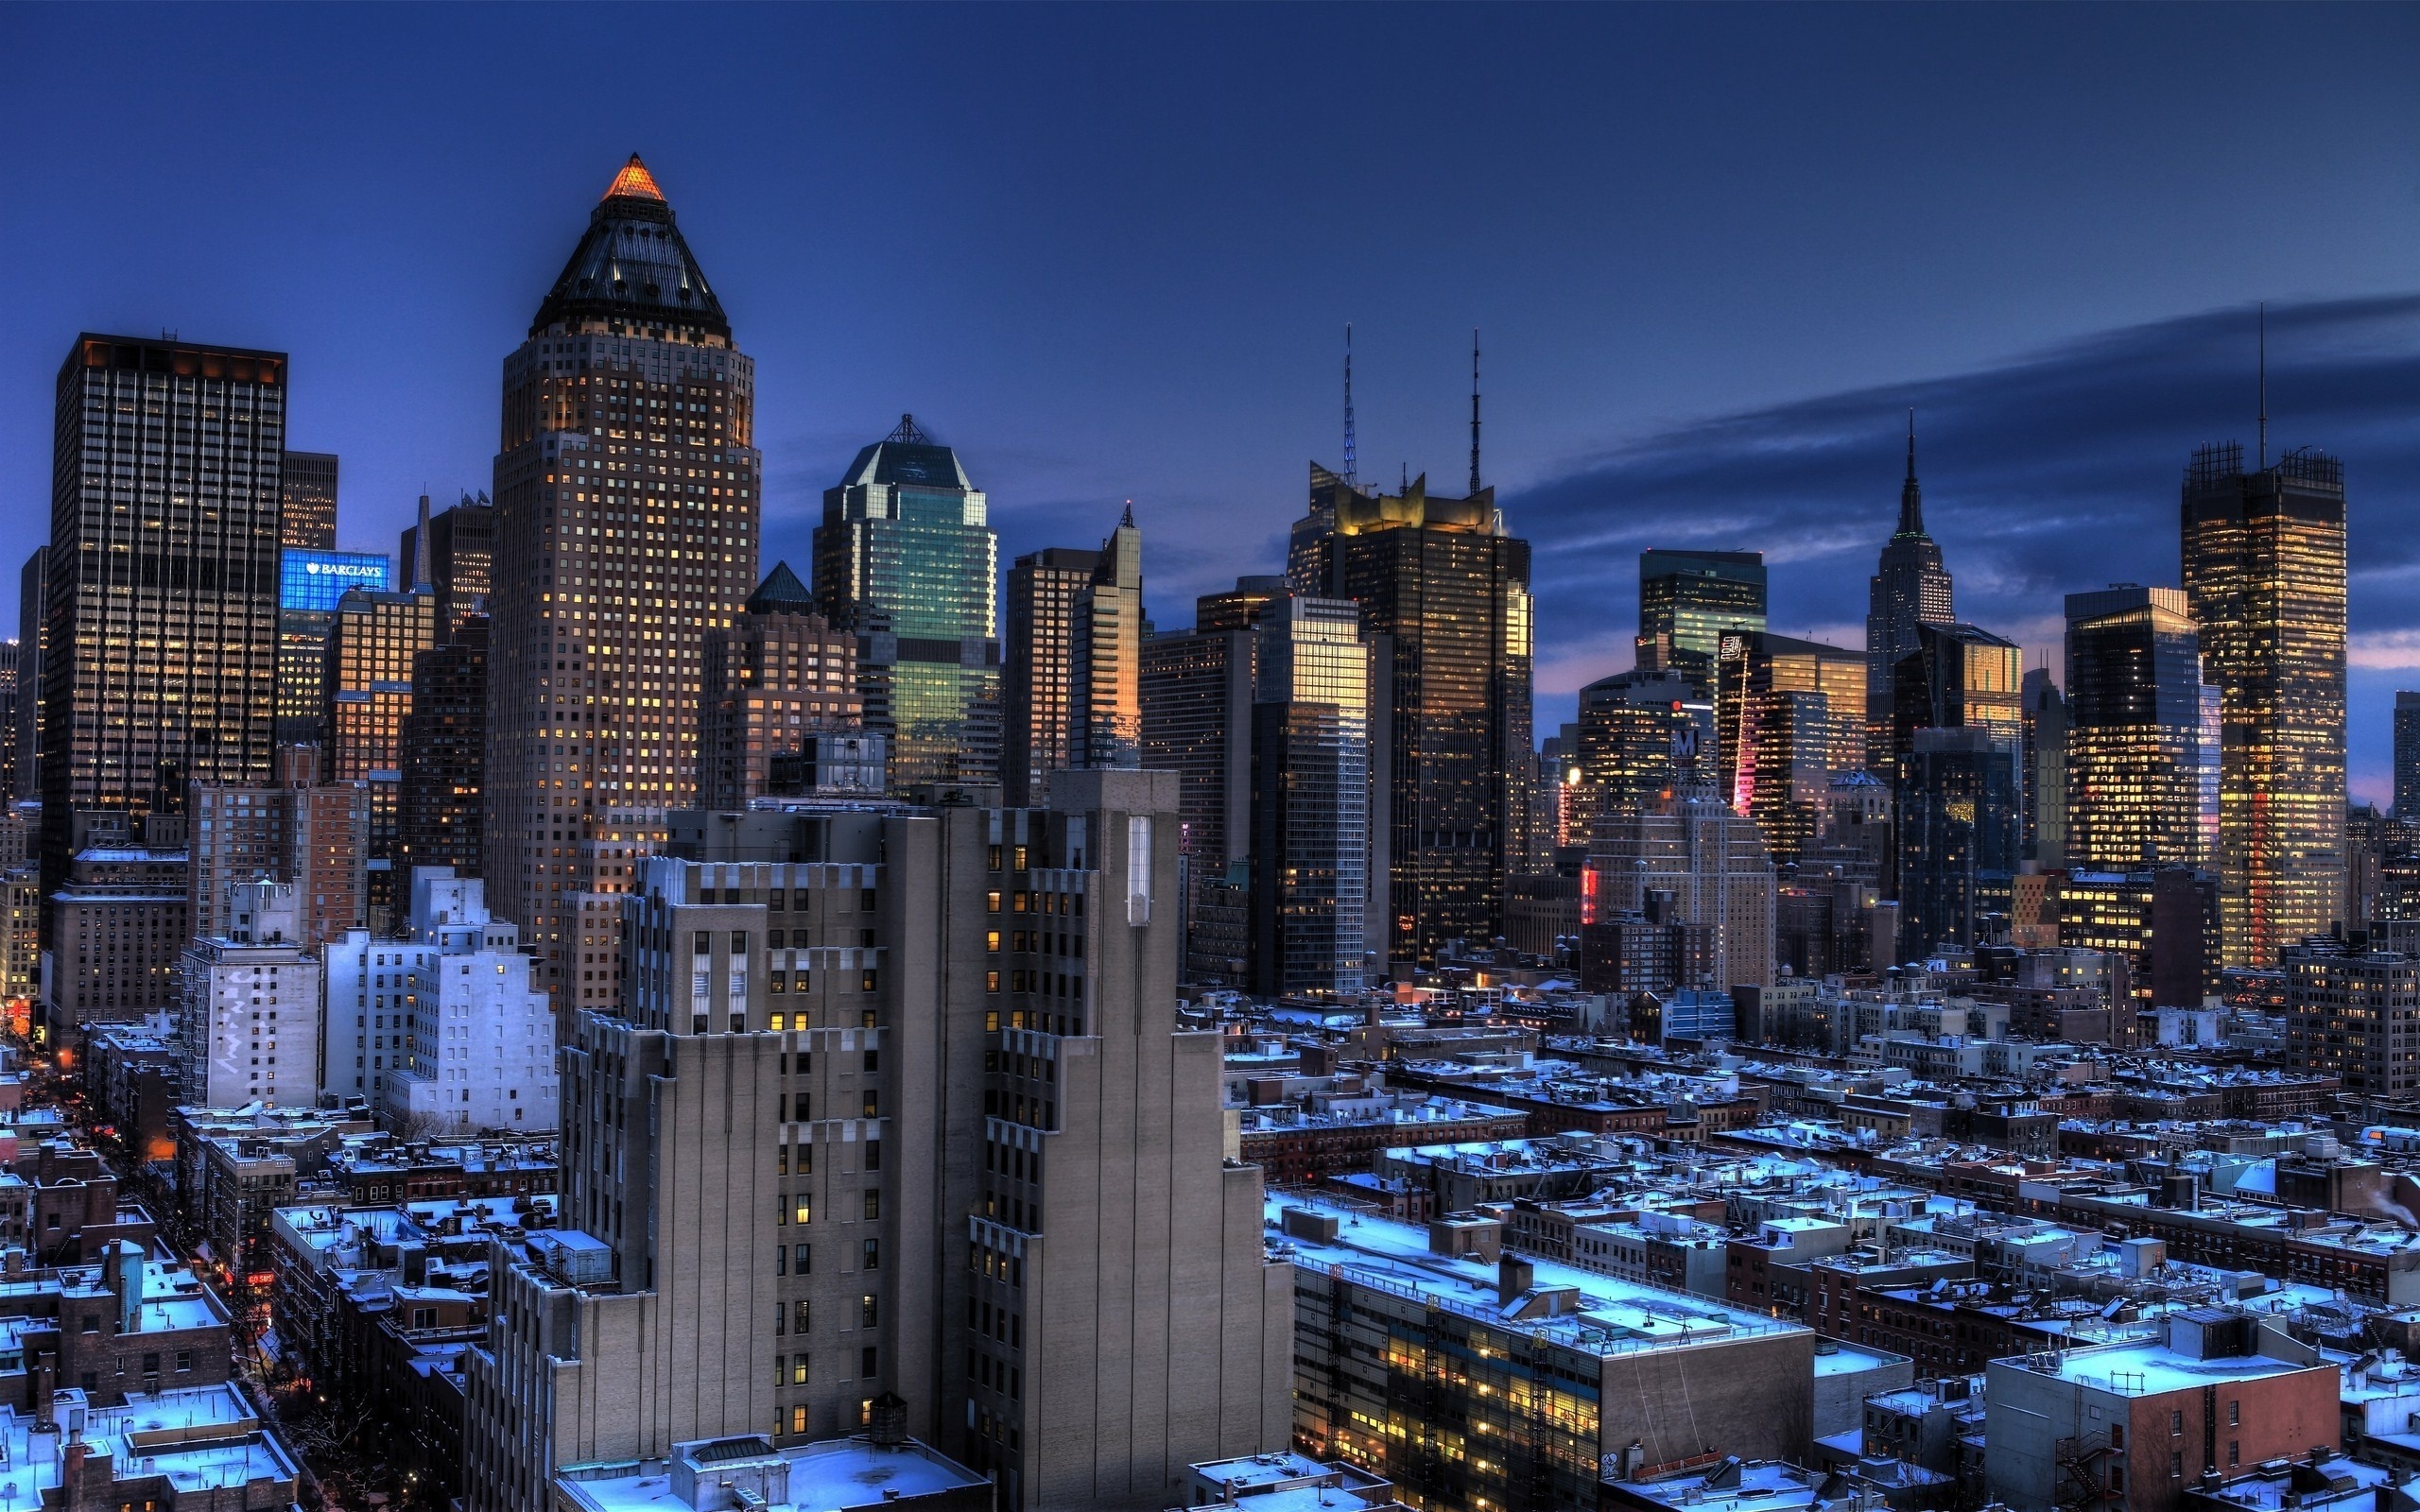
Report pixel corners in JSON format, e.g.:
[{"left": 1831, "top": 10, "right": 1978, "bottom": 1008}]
[
  {"left": 530, "top": 154, "right": 729, "bottom": 338},
  {"left": 1895, "top": 408, "right": 1928, "bottom": 539},
  {"left": 745, "top": 560, "right": 817, "bottom": 616}
]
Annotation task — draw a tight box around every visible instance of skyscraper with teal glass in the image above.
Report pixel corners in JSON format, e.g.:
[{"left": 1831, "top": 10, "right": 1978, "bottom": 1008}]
[{"left": 813, "top": 415, "right": 1000, "bottom": 789}]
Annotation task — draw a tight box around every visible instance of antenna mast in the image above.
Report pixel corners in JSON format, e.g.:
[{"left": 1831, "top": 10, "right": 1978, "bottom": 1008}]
[
  {"left": 1342, "top": 324, "right": 1357, "bottom": 487},
  {"left": 1469, "top": 328, "right": 1481, "bottom": 496},
  {"left": 2257, "top": 301, "right": 2268, "bottom": 471}
]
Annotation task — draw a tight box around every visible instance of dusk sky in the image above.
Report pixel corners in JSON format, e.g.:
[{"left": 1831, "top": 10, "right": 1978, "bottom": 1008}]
[{"left": 6, "top": 6, "right": 2419, "bottom": 796}]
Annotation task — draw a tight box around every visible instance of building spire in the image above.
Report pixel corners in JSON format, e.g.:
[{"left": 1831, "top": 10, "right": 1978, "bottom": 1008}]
[
  {"left": 1468, "top": 328, "right": 1482, "bottom": 496},
  {"left": 1897, "top": 408, "right": 1926, "bottom": 538},
  {"left": 602, "top": 153, "right": 665, "bottom": 203},
  {"left": 1341, "top": 323, "right": 1357, "bottom": 488}
]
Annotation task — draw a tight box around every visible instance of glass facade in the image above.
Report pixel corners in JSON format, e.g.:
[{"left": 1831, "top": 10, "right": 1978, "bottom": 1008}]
[
  {"left": 1576, "top": 667, "right": 1712, "bottom": 845},
  {"left": 2183, "top": 443, "right": 2348, "bottom": 966},
  {"left": 1716, "top": 631, "right": 1868, "bottom": 864},
  {"left": 1249, "top": 596, "right": 1368, "bottom": 996},
  {"left": 1637, "top": 548, "right": 1766, "bottom": 695},
  {"left": 1895, "top": 726, "right": 2020, "bottom": 958},
  {"left": 814, "top": 420, "right": 999, "bottom": 790},
  {"left": 280, "top": 548, "right": 390, "bottom": 611},
  {"left": 2063, "top": 585, "right": 2216, "bottom": 871}
]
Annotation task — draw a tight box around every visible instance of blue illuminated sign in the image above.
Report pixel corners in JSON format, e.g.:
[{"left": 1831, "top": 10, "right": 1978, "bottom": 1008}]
[{"left": 281, "top": 549, "right": 390, "bottom": 611}]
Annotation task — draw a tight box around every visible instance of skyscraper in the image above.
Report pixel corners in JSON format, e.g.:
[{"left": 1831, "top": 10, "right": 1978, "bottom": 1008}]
[
  {"left": 276, "top": 545, "right": 390, "bottom": 747},
  {"left": 1327, "top": 472, "right": 1531, "bottom": 971},
  {"left": 485, "top": 154, "right": 761, "bottom": 1007},
  {"left": 325, "top": 581, "right": 437, "bottom": 928},
  {"left": 2182, "top": 442, "right": 2348, "bottom": 965},
  {"left": 1576, "top": 667, "right": 1713, "bottom": 837},
  {"left": 188, "top": 745, "right": 370, "bottom": 950},
  {"left": 1891, "top": 621, "right": 2024, "bottom": 758},
  {"left": 1249, "top": 595, "right": 1370, "bottom": 997},
  {"left": 2063, "top": 585, "right": 2218, "bottom": 870},
  {"left": 700, "top": 563, "right": 860, "bottom": 811},
  {"left": 2394, "top": 692, "right": 2420, "bottom": 822},
  {"left": 11, "top": 549, "right": 42, "bottom": 809},
  {"left": 41, "top": 335, "right": 286, "bottom": 908},
  {"left": 813, "top": 416, "right": 997, "bottom": 790},
  {"left": 1587, "top": 775, "right": 1775, "bottom": 993},
  {"left": 1895, "top": 726, "right": 2020, "bottom": 958},
  {"left": 400, "top": 490, "right": 497, "bottom": 639},
  {"left": 1864, "top": 419, "right": 1956, "bottom": 772},
  {"left": 1714, "top": 631, "right": 1868, "bottom": 864},
  {"left": 1070, "top": 508, "right": 1145, "bottom": 772},
  {"left": 458, "top": 773, "right": 1288, "bottom": 1512},
  {"left": 1637, "top": 549, "right": 1766, "bottom": 696},
  {"left": 279, "top": 450, "right": 338, "bottom": 550},
  {"left": 1003, "top": 546, "right": 1098, "bottom": 806},
  {"left": 400, "top": 613, "right": 490, "bottom": 885},
  {"left": 2023, "top": 666, "right": 2069, "bottom": 868}
]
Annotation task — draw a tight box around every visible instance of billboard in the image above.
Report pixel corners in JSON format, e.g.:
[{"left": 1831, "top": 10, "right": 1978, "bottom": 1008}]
[{"left": 280, "top": 548, "right": 389, "bottom": 611}]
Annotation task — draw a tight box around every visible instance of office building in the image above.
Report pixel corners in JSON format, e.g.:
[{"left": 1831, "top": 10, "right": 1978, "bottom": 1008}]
[
  {"left": 1002, "top": 547, "right": 1098, "bottom": 806},
  {"left": 2023, "top": 666, "right": 2068, "bottom": 868},
  {"left": 1138, "top": 579, "right": 1276, "bottom": 987},
  {"left": 1576, "top": 668, "right": 1712, "bottom": 840},
  {"left": 10, "top": 549, "right": 40, "bottom": 808},
  {"left": 1865, "top": 422, "right": 1956, "bottom": 773},
  {"left": 43, "top": 814, "right": 187, "bottom": 1037},
  {"left": 1327, "top": 473, "right": 1531, "bottom": 971},
  {"left": 1637, "top": 548, "right": 1766, "bottom": 696},
  {"left": 1248, "top": 596, "right": 1370, "bottom": 997},
  {"left": 176, "top": 879, "right": 321, "bottom": 1108},
  {"left": 276, "top": 546, "right": 389, "bottom": 747},
  {"left": 1895, "top": 727, "right": 2020, "bottom": 958},
  {"left": 1282, "top": 461, "right": 1363, "bottom": 599},
  {"left": 458, "top": 771, "right": 1290, "bottom": 1512},
  {"left": 399, "top": 490, "right": 497, "bottom": 638},
  {"left": 1069, "top": 508, "right": 1145, "bottom": 774},
  {"left": 0, "top": 642, "right": 17, "bottom": 805},
  {"left": 1588, "top": 776, "right": 1774, "bottom": 992},
  {"left": 279, "top": 450, "right": 338, "bottom": 550},
  {"left": 41, "top": 335, "right": 286, "bottom": 908},
  {"left": 2063, "top": 585, "right": 2218, "bottom": 871},
  {"left": 484, "top": 154, "right": 762, "bottom": 1008},
  {"left": 2182, "top": 441, "right": 2348, "bottom": 966},
  {"left": 2051, "top": 867, "right": 2221, "bottom": 1009},
  {"left": 400, "top": 614, "right": 490, "bottom": 885},
  {"left": 0, "top": 865, "right": 36, "bottom": 1009},
  {"left": 814, "top": 416, "right": 997, "bottom": 791},
  {"left": 1891, "top": 621, "right": 2023, "bottom": 758},
  {"left": 188, "top": 746, "right": 371, "bottom": 949},
  {"left": 2398, "top": 693, "right": 2420, "bottom": 823},
  {"left": 1715, "top": 632, "right": 1868, "bottom": 865},
  {"left": 2283, "top": 938, "right": 2420, "bottom": 1099},
  {"left": 372, "top": 868, "right": 558, "bottom": 1132},
  {"left": 325, "top": 582, "right": 438, "bottom": 927},
  {"left": 700, "top": 564, "right": 860, "bottom": 811}
]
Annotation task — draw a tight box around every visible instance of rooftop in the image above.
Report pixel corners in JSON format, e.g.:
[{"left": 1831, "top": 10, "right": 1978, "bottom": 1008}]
[{"left": 558, "top": 1434, "right": 985, "bottom": 1512}]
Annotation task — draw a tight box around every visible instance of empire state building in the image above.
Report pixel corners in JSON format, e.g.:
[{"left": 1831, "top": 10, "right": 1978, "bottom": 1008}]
[
  {"left": 485, "top": 156, "right": 761, "bottom": 1016},
  {"left": 1865, "top": 418, "right": 1955, "bottom": 772}
]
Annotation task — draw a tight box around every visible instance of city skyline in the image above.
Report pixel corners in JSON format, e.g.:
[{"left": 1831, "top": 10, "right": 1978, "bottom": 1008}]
[{"left": 7, "top": 9, "right": 2420, "bottom": 798}]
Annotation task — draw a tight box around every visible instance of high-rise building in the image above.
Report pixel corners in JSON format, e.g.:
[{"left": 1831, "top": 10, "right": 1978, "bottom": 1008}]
[
  {"left": 0, "top": 641, "right": 18, "bottom": 805},
  {"left": 2023, "top": 667, "right": 2069, "bottom": 868},
  {"left": 176, "top": 878, "right": 320, "bottom": 1108},
  {"left": 1138, "top": 578, "right": 1277, "bottom": 987},
  {"left": 1586, "top": 777, "right": 1774, "bottom": 992},
  {"left": 1864, "top": 421, "right": 1956, "bottom": 772},
  {"left": 276, "top": 546, "right": 390, "bottom": 747},
  {"left": 41, "top": 335, "right": 286, "bottom": 910},
  {"left": 485, "top": 154, "right": 762, "bottom": 1009},
  {"left": 11, "top": 549, "right": 42, "bottom": 808},
  {"left": 1325, "top": 473, "right": 1531, "bottom": 971},
  {"left": 814, "top": 416, "right": 997, "bottom": 791},
  {"left": 1576, "top": 668, "right": 1713, "bottom": 839},
  {"left": 400, "top": 490, "right": 497, "bottom": 639},
  {"left": 1895, "top": 726, "right": 2020, "bottom": 958},
  {"left": 375, "top": 868, "right": 558, "bottom": 1133},
  {"left": 1715, "top": 632, "right": 1868, "bottom": 865},
  {"left": 1069, "top": 509, "right": 1145, "bottom": 774},
  {"left": 188, "top": 745, "right": 370, "bottom": 949},
  {"left": 400, "top": 614, "right": 490, "bottom": 885},
  {"left": 1283, "top": 462, "right": 1361, "bottom": 598},
  {"left": 700, "top": 564, "right": 860, "bottom": 812},
  {"left": 325, "top": 582, "right": 437, "bottom": 928},
  {"left": 1002, "top": 546, "right": 1098, "bottom": 807},
  {"left": 279, "top": 450, "right": 338, "bottom": 550},
  {"left": 2049, "top": 867, "right": 2221, "bottom": 1010},
  {"left": 458, "top": 771, "right": 1289, "bottom": 1512},
  {"left": 2063, "top": 585, "right": 2218, "bottom": 871},
  {"left": 2284, "top": 938, "right": 2420, "bottom": 1099},
  {"left": 1637, "top": 549, "right": 1765, "bottom": 696},
  {"left": 43, "top": 816, "right": 188, "bottom": 1038},
  {"left": 1248, "top": 595, "right": 1370, "bottom": 997},
  {"left": 2396, "top": 693, "right": 2420, "bottom": 824},
  {"left": 2182, "top": 442, "right": 2348, "bottom": 966},
  {"left": 1891, "top": 621, "right": 2024, "bottom": 758}
]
